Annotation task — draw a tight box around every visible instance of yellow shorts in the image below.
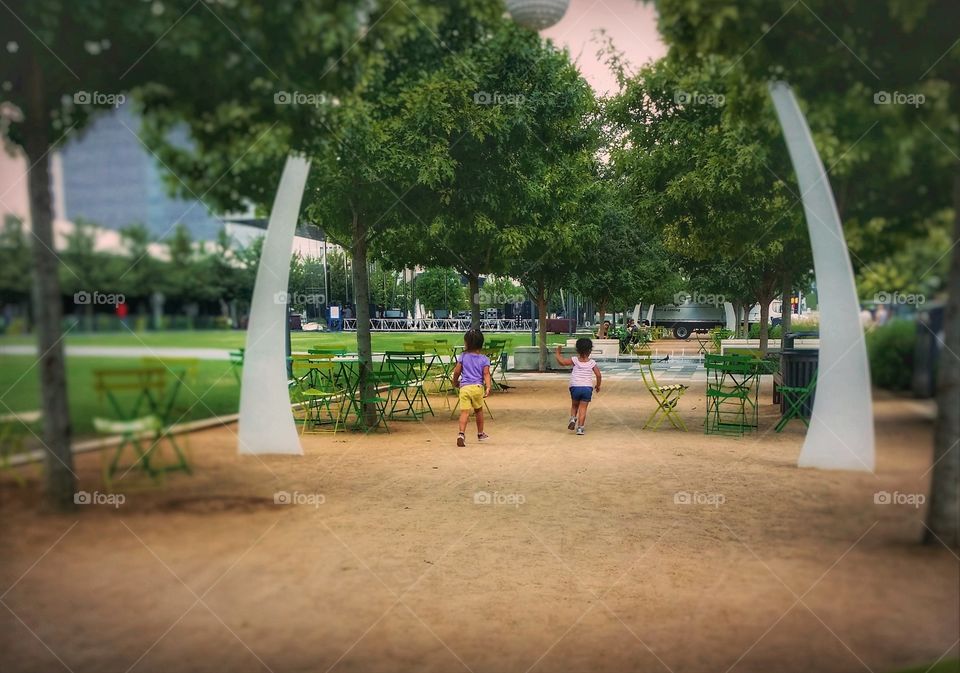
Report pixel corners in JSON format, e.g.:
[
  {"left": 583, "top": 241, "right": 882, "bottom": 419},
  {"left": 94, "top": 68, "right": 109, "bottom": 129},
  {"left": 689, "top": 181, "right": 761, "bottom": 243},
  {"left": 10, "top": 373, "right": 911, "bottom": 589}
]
[{"left": 458, "top": 384, "right": 485, "bottom": 410}]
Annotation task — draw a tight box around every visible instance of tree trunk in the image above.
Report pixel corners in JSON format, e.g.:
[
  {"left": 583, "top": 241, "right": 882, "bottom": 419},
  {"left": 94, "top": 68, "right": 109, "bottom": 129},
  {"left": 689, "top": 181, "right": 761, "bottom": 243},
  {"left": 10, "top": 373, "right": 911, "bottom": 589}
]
[
  {"left": 758, "top": 274, "right": 777, "bottom": 355},
  {"left": 537, "top": 282, "right": 548, "bottom": 372},
  {"left": 351, "top": 212, "right": 376, "bottom": 428},
  {"left": 758, "top": 295, "right": 772, "bottom": 355},
  {"left": 597, "top": 298, "right": 607, "bottom": 336},
  {"left": 924, "top": 168, "right": 960, "bottom": 547},
  {"left": 24, "top": 52, "right": 75, "bottom": 509},
  {"left": 781, "top": 270, "right": 793, "bottom": 338},
  {"left": 468, "top": 273, "right": 481, "bottom": 328}
]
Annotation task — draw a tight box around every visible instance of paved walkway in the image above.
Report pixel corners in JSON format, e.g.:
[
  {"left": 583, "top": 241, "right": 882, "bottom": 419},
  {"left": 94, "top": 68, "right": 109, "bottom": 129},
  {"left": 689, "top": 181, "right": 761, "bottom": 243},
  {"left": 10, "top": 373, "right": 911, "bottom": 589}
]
[{"left": 510, "top": 355, "right": 708, "bottom": 382}]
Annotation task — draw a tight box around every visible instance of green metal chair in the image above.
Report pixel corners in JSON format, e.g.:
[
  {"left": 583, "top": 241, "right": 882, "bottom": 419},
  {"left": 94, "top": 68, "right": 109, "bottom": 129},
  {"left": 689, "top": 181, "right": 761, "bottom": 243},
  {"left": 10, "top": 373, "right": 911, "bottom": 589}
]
[
  {"left": 704, "top": 354, "right": 757, "bottom": 436},
  {"left": 485, "top": 340, "right": 510, "bottom": 390},
  {"left": 0, "top": 410, "right": 41, "bottom": 486},
  {"left": 94, "top": 415, "right": 190, "bottom": 489},
  {"left": 292, "top": 361, "right": 345, "bottom": 435},
  {"left": 384, "top": 351, "right": 434, "bottom": 420},
  {"left": 308, "top": 347, "right": 347, "bottom": 357},
  {"left": 775, "top": 371, "right": 818, "bottom": 432},
  {"left": 229, "top": 348, "right": 244, "bottom": 384}
]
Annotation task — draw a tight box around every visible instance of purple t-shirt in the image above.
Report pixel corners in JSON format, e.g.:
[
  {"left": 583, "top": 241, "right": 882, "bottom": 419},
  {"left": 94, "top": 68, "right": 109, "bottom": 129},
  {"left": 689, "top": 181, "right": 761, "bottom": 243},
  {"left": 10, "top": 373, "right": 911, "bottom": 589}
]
[{"left": 458, "top": 352, "right": 490, "bottom": 386}]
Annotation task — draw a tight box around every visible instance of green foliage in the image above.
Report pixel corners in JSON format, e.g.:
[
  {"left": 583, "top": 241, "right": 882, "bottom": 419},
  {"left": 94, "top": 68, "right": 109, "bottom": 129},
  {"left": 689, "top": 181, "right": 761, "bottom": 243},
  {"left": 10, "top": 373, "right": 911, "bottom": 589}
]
[
  {"left": 479, "top": 276, "right": 526, "bottom": 309},
  {"left": 856, "top": 211, "right": 953, "bottom": 301},
  {"left": 607, "top": 55, "right": 811, "bottom": 328},
  {"left": 748, "top": 323, "right": 783, "bottom": 339},
  {"left": 0, "top": 216, "right": 32, "bottom": 306},
  {"left": 645, "top": 0, "right": 958, "bottom": 262},
  {"left": 416, "top": 268, "right": 465, "bottom": 313},
  {"left": 572, "top": 176, "right": 682, "bottom": 308},
  {"left": 866, "top": 320, "right": 918, "bottom": 391}
]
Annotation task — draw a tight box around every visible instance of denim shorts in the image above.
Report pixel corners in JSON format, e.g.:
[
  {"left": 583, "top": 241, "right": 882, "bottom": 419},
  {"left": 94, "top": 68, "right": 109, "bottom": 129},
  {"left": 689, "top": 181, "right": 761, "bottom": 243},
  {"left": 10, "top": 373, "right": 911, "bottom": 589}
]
[{"left": 570, "top": 386, "right": 593, "bottom": 403}]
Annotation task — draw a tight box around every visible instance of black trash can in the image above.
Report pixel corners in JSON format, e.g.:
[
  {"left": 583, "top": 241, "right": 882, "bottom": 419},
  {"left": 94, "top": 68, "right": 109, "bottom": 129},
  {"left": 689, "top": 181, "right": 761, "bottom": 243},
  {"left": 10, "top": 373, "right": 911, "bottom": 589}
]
[{"left": 780, "top": 349, "right": 819, "bottom": 417}]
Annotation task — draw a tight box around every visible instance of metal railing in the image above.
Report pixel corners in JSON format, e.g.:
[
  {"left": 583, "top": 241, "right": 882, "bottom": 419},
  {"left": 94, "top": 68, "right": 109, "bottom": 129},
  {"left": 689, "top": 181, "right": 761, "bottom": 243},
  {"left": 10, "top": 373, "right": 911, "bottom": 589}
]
[{"left": 340, "top": 318, "right": 536, "bottom": 332}]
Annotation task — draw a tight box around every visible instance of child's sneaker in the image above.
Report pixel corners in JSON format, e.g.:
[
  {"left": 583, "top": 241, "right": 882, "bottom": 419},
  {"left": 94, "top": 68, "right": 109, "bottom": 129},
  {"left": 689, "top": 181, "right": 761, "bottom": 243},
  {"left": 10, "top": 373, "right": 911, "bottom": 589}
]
[
  {"left": 567, "top": 417, "right": 577, "bottom": 431},
  {"left": 457, "top": 433, "right": 466, "bottom": 447},
  {"left": 477, "top": 433, "right": 490, "bottom": 442},
  {"left": 576, "top": 427, "right": 585, "bottom": 436}
]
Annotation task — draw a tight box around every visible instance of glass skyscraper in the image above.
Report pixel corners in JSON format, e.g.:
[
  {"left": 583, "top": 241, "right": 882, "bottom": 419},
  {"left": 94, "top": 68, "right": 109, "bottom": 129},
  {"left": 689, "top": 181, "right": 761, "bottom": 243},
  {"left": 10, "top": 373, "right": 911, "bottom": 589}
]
[{"left": 58, "top": 103, "right": 222, "bottom": 241}]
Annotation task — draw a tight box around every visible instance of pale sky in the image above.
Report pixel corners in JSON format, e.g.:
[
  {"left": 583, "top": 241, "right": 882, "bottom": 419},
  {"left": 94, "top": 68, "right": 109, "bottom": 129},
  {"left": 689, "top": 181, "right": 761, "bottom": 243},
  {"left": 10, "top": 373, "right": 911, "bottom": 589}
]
[
  {"left": 0, "top": 1, "right": 665, "bottom": 232},
  {"left": 543, "top": 0, "right": 666, "bottom": 95}
]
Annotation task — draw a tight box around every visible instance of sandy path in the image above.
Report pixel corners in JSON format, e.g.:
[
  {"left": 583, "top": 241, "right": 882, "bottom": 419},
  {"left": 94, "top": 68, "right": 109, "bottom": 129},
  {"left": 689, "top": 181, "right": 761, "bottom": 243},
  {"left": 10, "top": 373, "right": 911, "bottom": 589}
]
[{"left": 1, "top": 378, "right": 957, "bottom": 673}]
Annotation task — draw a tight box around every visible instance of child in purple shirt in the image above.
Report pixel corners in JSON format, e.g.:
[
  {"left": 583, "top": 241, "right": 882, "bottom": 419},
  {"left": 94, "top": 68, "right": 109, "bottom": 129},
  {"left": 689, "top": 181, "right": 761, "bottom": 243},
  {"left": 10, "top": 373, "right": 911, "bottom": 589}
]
[{"left": 451, "top": 328, "right": 492, "bottom": 447}]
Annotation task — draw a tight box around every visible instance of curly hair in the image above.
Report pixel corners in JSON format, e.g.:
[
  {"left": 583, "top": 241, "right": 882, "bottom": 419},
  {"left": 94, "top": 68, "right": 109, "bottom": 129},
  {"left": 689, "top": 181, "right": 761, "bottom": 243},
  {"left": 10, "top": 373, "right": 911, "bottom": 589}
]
[{"left": 464, "top": 328, "right": 485, "bottom": 351}]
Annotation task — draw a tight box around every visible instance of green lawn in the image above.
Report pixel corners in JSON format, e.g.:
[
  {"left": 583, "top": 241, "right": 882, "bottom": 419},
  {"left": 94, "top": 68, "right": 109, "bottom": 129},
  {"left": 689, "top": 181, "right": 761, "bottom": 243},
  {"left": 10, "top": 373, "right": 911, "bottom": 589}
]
[
  {"left": 0, "top": 355, "right": 240, "bottom": 437},
  {"left": 0, "top": 330, "right": 569, "bottom": 354}
]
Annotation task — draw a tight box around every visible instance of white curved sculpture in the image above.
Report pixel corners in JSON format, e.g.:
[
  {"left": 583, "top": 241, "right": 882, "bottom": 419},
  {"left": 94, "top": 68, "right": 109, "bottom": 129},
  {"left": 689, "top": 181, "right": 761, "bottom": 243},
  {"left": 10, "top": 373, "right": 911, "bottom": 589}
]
[
  {"left": 505, "top": 0, "right": 570, "bottom": 29},
  {"left": 769, "top": 81, "right": 875, "bottom": 472},
  {"left": 238, "top": 155, "right": 311, "bottom": 455}
]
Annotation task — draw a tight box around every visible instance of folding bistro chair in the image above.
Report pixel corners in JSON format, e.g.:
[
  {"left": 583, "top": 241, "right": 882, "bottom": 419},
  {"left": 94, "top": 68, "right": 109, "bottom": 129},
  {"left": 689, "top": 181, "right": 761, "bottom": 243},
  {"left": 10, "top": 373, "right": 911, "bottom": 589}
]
[
  {"left": 93, "top": 367, "right": 167, "bottom": 420},
  {"left": 94, "top": 415, "right": 191, "bottom": 489},
  {"left": 0, "top": 410, "right": 41, "bottom": 486},
  {"left": 384, "top": 351, "right": 434, "bottom": 420},
  {"left": 343, "top": 363, "right": 389, "bottom": 433},
  {"left": 229, "top": 348, "right": 244, "bottom": 384},
  {"left": 292, "top": 360, "right": 344, "bottom": 435},
  {"left": 703, "top": 354, "right": 757, "bottom": 436},
  {"left": 485, "top": 340, "right": 510, "bottom": 390},
  {"left": 636, "top": 352, "right": 688, "bottom": 431},
  {"left": 775, "top": 371, "right": 818, "bottom": 432}
]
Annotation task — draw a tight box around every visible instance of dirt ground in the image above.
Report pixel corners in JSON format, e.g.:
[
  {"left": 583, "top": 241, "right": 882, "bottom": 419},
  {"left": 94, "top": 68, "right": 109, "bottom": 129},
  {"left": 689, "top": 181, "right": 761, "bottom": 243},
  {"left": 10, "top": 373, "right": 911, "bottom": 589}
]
[{"left": 2, "top": 376, "right": 958, "bottom": 673}]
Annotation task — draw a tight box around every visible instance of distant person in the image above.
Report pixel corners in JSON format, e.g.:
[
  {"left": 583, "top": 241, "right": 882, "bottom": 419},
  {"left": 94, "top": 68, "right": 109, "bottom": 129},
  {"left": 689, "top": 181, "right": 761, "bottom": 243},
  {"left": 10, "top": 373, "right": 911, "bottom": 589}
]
[
  {"left": 875, "top": 304, "right": 889, "bottom": 326},
  {"left": 597, "top": 320, "right": 611, "bottom": 339},
  {"left": 115, "top": 300, "right": 128, "bottom": 328},
  {"left": 452, "top": 328, "right": 492, "bottom": 447},
  {"left": 555, "top": 338, "right": 602, "bottom": 436}
]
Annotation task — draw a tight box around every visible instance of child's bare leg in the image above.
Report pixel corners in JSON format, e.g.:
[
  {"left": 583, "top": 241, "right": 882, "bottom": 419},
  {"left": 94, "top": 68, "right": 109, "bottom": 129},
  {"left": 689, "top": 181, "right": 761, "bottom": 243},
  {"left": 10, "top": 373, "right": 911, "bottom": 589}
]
[
  {"left": 474, "top": 408, "right": 484, "bottom": 434},
  {"left": 570, "top": 400, "right": 579, "bottom": 418},
  {"left": 577, "top": 401, "right": 589, "bottom": 428},
  {"left": 458, "top": 409, "right": 470, "bottom": 433}
]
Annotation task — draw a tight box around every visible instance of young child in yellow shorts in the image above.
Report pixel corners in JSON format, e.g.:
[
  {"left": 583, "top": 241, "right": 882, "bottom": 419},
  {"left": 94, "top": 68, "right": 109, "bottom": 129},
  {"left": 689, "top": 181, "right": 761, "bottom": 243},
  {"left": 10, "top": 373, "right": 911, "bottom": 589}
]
[{"left": 451, "top": 328, "right": 492, "bottom": 447}]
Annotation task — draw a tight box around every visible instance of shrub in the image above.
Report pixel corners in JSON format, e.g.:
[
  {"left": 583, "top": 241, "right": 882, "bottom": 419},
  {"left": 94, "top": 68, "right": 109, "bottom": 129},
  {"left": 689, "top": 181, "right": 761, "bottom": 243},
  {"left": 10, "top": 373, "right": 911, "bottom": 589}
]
[
  {"left": 866, "top": 319, "right": 917, "bottom": 391},
  {"left": 748, "top": 323, "right": 783, "bottom": 339}
]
